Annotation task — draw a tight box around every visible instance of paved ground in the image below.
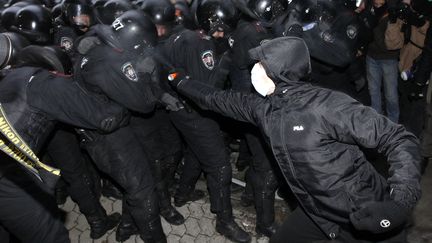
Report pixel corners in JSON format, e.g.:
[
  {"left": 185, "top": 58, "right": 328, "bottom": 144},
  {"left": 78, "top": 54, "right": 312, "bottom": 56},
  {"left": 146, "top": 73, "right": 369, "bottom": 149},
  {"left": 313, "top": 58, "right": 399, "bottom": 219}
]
[{"left": 59, "top": 158, "right": 432, "bottom": 243}]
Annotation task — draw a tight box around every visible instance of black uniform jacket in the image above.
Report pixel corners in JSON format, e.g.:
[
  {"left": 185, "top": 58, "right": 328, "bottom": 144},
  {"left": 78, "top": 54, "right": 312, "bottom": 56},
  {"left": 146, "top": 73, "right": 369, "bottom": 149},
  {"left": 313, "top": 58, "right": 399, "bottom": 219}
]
[{"left": 0, "top": 66, "right": 128, "bottom": 153}]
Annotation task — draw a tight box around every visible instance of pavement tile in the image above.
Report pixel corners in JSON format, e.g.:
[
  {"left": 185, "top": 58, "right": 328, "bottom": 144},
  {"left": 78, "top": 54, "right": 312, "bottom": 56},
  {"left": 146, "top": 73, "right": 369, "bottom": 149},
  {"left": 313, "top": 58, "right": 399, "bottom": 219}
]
[
  {"left": 201, "top": 203, "right": 215, "bottom": 219},
  {"left": 167, "top": 234, "right": 181, "bottom": 243},
  {"left": 61, "top": 197, "right": 76, "bottom": 212},
  {"left": 68, "top": 228, "right": 81, "bottom": 243},
  {"left": 136, "top": 235, "right": 145, "bottom": 243},
  {"left": 64, "top": 211, "right": 79, "bottom": 230},
  {"left": 75, "top": 214, "right": 89, "bottom": 232},
  {"left": 112, "top": 199, "right": 122, "bottom": 214},
  {"left": 106, "top": 230, "right": 118, "bottom": 243},
  {"left": 208, "top": 235, "right": 227, "bottom": 243},
  {"left": 161, "top": 217, "right": 173, "bottom": 235},
  {"left": 188, "top": 202, "right": 204, "bottom": 218},
  {"left": 195, "top": 234, "right": 209, "bottom": 243},
  {"left": 180, "top": 234, "right": 196, "bottom": 243},
  {"left": 176, "top": 205, "right": 191, "bottom": 218},
  {"left": 170, "top": 223, "right": 187, "bottom": 237},
  {"left": 100, "top": 197, "right": 114, "bottom": 214},
  {"left": 79, "top": 229, "right": 91, "bottom": 242},
  {"left": 198, "top": 217, "right": 215, "bottom": 237},
  {"left": 185, "top": 217, "right": 201, "bottom": 237}
]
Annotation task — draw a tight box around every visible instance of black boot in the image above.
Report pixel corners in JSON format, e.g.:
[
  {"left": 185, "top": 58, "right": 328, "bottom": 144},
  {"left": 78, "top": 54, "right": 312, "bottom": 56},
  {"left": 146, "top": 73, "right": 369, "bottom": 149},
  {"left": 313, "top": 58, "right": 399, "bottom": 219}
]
[
  {"left": 87, "top": 211, "right": 121, "bottom": 239},
  {"left": 216, "top": 218, "right": 251, "bottom": 243},
  {"left": 160, "top": 206, "right": 185, "bottom": 225},
  {"left": 251, "top": 170, "right": 278, "bottom": 238},
  {"left": 131, "top": 193, "right": 167, "bottom": 243},
  {"left": 209, "top": 166, "right": 251, "bottom": 243},
  {"left": 160, "top": 152, "right": 183, "bottom": 196},
  {"left": 216, "top": 219, "right": 251, "bottom": 243},
  {"left": 101, "top": 178, "right": 123, "bottom": 200},
  {"left": 256, "top": 223, "right": 278, "bottom": 238},
  {"left": 174, "top": 188, "right": 205, "bottom": 207},
  {"left": 139, "top": 217, "right": 167, "bottom": 243},
  {"left": 116, "top": 213, "right": 138, "bottom": 242},
  {"left": 154, "top": 159, "right": 185, "bottom": 225}
]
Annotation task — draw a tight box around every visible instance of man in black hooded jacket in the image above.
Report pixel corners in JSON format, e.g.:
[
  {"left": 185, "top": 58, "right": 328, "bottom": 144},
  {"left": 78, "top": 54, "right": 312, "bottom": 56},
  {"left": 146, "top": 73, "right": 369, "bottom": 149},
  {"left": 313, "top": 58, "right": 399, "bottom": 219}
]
[{"left": 168, "top": 36, "right": 421, "bottom": 242}]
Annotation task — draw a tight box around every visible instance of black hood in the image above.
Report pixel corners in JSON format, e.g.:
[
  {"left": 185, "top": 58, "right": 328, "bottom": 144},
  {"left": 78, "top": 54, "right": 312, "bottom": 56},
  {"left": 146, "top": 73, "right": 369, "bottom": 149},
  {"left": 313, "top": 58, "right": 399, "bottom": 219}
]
[{"left": 248, "top": 36, "right": 311, "bottom": 83}]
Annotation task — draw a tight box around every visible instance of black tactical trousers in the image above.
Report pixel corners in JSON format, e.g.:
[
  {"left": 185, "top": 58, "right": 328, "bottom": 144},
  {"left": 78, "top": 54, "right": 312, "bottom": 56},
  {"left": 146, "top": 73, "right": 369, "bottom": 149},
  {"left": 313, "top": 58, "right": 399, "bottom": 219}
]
[
  {"left": 169, "top": 108, "right": 233, "bottom": 218},
  {"left": 46, "top": 128, "right": 103, "bottom": 217},
  {"left": 81, "top": 126, "right": 162, "bottom": 238}
]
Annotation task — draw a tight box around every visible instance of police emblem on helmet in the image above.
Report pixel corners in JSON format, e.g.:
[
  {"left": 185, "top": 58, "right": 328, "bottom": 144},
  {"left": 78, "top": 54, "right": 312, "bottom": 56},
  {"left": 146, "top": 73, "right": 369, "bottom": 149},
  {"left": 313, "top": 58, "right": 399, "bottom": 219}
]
[
  {"left": 60, "top": 37, "right": 73, "bottom": 51},
  {"left": 121, "top": 62, "right": 138, "bottom": 82},
  {"left": 201, "top": 50, "right": 214, "bottom": 70}
]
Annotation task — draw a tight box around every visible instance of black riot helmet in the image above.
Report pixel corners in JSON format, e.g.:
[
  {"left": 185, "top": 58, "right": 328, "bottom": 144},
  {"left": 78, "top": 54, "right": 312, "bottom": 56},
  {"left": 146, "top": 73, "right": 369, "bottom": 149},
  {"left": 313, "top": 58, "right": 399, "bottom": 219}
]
[
  {"left": 51, "top": 3, "right": 62, "bottom": 19},
  {"left": 61, "top": 0, "right": 93, "bottom": 31},
  {"left": 174, "top": 0, "right": 195, "bottom": 28},
  {"left": 5, "top": 0, "right": 41, "bottom": 7},
  {"left": 196, "top": 0, "right": 239, "bottom": 35},
  {"left": 141, "top": 0, "right": 175, "bottom": 25},
  {"left": 95, "top": 0, "right": 133, "bottom": 24},
  {"left": 1, "top": 5, "right": 21, "bottom": 30},
  {"left": 0, "top": 1, "right": 35, "bottom": 31},
  {"left": 92, "top": 0, "right": 107, "bottom": 8},
  {"left": 111, "top": 10, "right": 157, "bottom": 53},
  {"left": 13, "top": 4, "right": 53, "bottom": 44},
  {"left": 246, "top": 0, "right": 288, "bottom": 25}
]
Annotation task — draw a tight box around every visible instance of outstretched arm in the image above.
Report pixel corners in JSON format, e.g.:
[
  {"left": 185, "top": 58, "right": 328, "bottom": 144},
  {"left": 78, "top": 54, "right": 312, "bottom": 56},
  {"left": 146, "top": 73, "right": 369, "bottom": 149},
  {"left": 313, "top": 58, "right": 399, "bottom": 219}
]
[{"left": 177, "top": 78, "right": 266, "bottom": 126}]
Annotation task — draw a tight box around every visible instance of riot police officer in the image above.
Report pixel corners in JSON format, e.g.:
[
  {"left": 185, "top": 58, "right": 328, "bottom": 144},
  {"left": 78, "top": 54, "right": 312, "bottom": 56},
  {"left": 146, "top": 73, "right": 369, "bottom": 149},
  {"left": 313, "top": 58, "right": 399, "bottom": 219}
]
[
  {"left": 0, "top": 38, "right": 129, "bottom": 243},
  {"left": 228, "top": 0, "right": 288, "bottom": 237},
  {"left": 75, "top": 10, "right": 168, "bottom": 243},
  {"left": 274, "top": 0, "right": 365, "bottom": 101},
  {"left": 158, "top": 0, "right": 251, "bottom": 242},
  {"left": 53, "top": 0, "right": 93, "bottom": 60},
  {"left": 11, "top": 4, "right": 52, "bottom": 44}
]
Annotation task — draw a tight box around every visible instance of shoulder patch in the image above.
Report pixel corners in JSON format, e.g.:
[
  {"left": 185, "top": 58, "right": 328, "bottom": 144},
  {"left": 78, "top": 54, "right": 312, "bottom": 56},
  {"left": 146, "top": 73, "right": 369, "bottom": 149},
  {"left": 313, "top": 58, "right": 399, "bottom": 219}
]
[
  {"left": 60, "top": 37, "right": 73, "bottom": 51},
  {"left": 121, "top": 62, "right": 138, "bottom": 82},
  {"left": 201, "top": 50, "right": 215, "bottom": 70}
]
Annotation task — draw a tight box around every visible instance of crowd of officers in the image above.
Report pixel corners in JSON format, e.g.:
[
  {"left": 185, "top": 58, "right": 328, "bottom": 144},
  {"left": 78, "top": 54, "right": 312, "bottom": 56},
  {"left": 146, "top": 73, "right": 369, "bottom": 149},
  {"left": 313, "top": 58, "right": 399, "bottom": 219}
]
[{"left": 0, "top": 0, "right": 430, "bottom": 242}]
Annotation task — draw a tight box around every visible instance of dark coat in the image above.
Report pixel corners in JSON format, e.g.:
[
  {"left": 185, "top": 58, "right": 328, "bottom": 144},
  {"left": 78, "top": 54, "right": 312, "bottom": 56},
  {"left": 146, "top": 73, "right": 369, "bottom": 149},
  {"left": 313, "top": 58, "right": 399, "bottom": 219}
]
[{"left": 176, "top": 37, "right": 421, "bottom": 239}]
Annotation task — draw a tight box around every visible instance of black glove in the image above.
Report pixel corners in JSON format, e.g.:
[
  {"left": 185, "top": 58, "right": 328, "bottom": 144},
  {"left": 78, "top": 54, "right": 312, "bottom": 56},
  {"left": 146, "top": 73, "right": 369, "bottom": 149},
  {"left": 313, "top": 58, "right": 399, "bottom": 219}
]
[
  {"left": 160, "top": 93, "right": 184, "bottom": 111},
  {"left": 167, "top": 68, "right": 189, "bottom": 88},
  {"left": 349, "top": 201, "right": 410, "bottom": 234},
  {"left": 99, "top": 109, "right": 130, "bottom": 133}
]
